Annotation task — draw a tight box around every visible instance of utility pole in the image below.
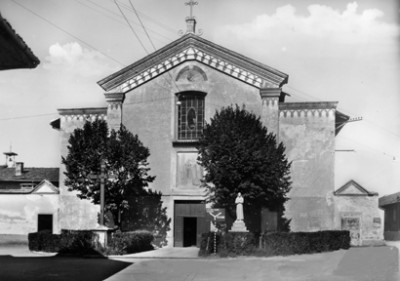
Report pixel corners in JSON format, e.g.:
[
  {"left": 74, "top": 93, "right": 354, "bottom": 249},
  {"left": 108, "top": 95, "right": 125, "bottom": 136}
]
[{"left": 99, "top": 160, "right": 106, "bottom": 226}]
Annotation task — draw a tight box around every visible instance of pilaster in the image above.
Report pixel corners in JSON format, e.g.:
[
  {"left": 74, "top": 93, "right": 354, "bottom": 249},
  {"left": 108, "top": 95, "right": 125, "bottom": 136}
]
[
  {"left": 105, "top": 92, "right": 125, "bottom": 132},
  {"left": 260, "top": 88, "right": 281, "bottom": 137}
]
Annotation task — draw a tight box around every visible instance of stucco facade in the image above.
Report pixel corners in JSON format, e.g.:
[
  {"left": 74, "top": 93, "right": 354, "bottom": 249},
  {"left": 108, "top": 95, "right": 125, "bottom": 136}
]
[
  {"left": 53, "top": 20, "right": 356, "bottom": 246},
  {"left": 0, "top": 180, "right": 59, "bottom": 238},
  {"left": 333, "top": 180, "right": 384, "bottom": 246}
]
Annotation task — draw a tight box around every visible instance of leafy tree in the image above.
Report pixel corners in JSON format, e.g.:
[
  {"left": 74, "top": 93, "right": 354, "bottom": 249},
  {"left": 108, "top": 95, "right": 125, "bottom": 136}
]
[
  {"left": 62, "top": 119, "right": 155, "bottom": 228},
  {"left": 197, "top": 105, "right": 291, "bottom": 232}
]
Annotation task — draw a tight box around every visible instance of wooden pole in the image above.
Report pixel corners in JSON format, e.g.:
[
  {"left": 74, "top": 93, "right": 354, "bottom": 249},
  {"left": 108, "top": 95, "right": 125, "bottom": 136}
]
[{"left": 100, "top": 160, "right": 106, "bottom": 226}]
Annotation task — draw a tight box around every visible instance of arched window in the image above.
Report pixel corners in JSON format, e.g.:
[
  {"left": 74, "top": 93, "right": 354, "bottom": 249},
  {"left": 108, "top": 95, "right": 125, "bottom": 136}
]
[{"left": 177, "top": 92, "right": 205, "bottom": 140}]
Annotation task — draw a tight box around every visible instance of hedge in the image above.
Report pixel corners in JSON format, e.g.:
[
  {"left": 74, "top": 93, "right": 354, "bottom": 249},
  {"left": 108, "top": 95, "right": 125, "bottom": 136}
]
[
  {"left": 28, "top": 229, "right": 154, "bottom": 256},
  {"left": 106, "top": 230, "right": 154, "bottom": 255},
  {"left": 261, "top": 231, "right": 350, "bottom": 256},
  {"left": 199, "top": 230, "right": 350, "bottom": 257},
  {"left": 28, "top": 231, "right": 60, "bottom": 252},
  {"left": 28, "top": 230, "right": 99, "bottom": 255},
  {"left": 199, "top": 232, "right": 256, "bottom": 257}
]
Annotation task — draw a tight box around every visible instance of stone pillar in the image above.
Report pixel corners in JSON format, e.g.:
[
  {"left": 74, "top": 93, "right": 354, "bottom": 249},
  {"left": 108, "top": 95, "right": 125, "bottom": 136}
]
[
  {"left": 105, "top": 92, "right": 125, "bottom": 132},
  {"left": 260, "top": 88, "right": 281, "bottom": 138}
]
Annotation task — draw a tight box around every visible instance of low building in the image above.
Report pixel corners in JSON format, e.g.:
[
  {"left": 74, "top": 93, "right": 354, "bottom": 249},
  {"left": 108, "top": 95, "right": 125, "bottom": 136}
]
[
  {"left": 379, "top": 192, "right": 400, "bottom": 241},
  {"left": 333, "top": 180, "right": 384, "bottom": 246},
  {"left": 0, "top": 151, "right": 59, "bottom": 243}
]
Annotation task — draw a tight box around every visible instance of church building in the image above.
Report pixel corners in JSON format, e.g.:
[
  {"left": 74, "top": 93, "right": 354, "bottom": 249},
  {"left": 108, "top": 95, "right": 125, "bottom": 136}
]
[{"left": 51, "top": 13, "right": 378, "bottom": 247}]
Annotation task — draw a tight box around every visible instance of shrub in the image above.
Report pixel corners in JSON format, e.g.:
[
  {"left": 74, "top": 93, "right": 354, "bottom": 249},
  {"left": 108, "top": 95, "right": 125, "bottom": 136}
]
[
  {"left": 199, "top": 230, "right": 350, "bottom": 257},
  {"left": 199, "top": 232, "right": 256, "bottom": 257},
  {"left": 58, "top": 230, "right": 99, "bottom": 256},
  {"left": 28, "top": 230, "right": 100, "bottom": 255},
  {"left": 199, "top": 232, "right": 222, "bottom": 256},
  {"left": 28, "top": 231, "right": 60, "bottom": 252},
  {"left": 261, "top": 230, "right": 350, "bottom": 256},
  {"left": 106, "top": 230, "right": 154, "bottom": 255}
]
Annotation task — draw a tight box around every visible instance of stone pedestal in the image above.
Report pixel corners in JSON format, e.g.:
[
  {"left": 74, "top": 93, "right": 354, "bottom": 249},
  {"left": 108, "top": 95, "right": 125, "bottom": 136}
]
[
  {"left": 92, "top": 225, "right": 111, "bottom": 247},
  {"left": 230, "top": 220, "right": 248, "bottom": 232}
]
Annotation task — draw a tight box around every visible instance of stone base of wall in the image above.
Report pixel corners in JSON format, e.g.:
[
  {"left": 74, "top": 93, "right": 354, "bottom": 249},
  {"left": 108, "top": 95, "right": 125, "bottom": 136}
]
[
  {"left": 0, "top": 234, "right": 28, "bottom": 245},
  {"left": 362, "top": 239, "right": 386, "bottom": 246},
  {"left": 384, "top": 231, "right": 400, "bottom": 241}
]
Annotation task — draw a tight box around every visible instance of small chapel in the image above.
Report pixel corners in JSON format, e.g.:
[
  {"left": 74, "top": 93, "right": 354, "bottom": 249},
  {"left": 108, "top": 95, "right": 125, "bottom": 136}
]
[{"left": 50, "top": 7, "right": 383, "bottom": 247}]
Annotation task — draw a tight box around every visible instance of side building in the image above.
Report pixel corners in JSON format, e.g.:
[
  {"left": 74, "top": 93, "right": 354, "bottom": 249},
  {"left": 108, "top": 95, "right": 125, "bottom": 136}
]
[
  {"left": 0, "top": 151, "right": 59, "bottom": 243},
  {"left": 379, "top": 192, "right": 400, "bottom": 241}
]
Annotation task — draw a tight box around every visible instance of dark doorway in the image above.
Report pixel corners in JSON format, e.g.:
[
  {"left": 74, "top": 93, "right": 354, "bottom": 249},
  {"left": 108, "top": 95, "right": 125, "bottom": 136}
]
[
  {"left": 183, "top": 217, "right": 197, "bottom": 247},
  {"left": 38, "top": 214, "right": 53, "bottom": 232}
]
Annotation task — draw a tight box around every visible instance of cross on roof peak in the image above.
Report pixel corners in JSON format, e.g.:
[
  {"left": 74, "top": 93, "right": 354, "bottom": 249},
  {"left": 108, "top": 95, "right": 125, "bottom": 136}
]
[{"left": 185, "top": 0, "right": 198, "bottom": 18}]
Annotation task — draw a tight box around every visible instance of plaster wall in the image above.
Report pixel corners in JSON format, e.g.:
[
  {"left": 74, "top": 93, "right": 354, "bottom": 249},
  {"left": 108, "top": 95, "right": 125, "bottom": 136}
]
[
  {"left": 0, "top": 194, "right": 58, "bottom": 235},
  {"left": 122, "top": 61, "right": 262, "bottom": 196},
  {"left": 279, "top": 107, "right": 336, "bottom": 231},
  {"left": 334, "top": 195, "right": 384, "bottom": 245},
  {"left": 121, "top": 61, "right": 263, "bottom": 245},
  {"left": 57, "top": 115, "right": 104, "bottom": 232}
]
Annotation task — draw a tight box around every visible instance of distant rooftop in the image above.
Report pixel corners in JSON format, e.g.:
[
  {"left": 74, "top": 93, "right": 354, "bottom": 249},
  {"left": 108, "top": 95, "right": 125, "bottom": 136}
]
[{"left": 0, "top": 166, "right": 59, "bottom": 184}]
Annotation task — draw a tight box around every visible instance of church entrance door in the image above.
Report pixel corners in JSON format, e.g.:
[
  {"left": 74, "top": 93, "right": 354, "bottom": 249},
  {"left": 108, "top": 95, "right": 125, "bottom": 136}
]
[
  {"left": 183, "top": 217, "right": 197, "bottom": 247},
  {"left": 174, "top": 201, "right": 207, "bottom": 247}
]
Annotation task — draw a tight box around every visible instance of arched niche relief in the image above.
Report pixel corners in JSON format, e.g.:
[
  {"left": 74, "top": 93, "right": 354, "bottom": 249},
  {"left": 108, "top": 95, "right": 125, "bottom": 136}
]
[{"left": 175, "top": 65, "right": 208, "bottom": 83}]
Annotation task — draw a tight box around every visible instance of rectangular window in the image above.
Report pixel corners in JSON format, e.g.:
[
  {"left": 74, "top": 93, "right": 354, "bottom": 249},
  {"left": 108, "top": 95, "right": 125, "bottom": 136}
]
[{"left": 177, "top": 92, "right": 205, "bottom": 140}]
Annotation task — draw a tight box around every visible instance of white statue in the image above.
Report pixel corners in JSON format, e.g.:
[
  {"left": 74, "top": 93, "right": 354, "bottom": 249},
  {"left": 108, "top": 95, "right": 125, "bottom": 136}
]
[{"left": 235, "top": 192, "right": 244, "bottom": 221}]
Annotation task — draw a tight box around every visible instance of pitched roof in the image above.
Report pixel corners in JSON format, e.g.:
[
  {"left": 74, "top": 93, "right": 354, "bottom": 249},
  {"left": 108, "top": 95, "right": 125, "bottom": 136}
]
[
  {"left": 379, "top": 192, "right": 400, "bottom": 207},
  {"left": 98, "top": 33, "right": 289, "bottom": 93},
  {"left": 0, "top": 166, "right": 59, "bottom": 183},
  {"left": 0, "top": 12, "right": 40, "bottom": 70},
  {"left": 334, "top": 180, "right": 378, "bottom": 197}
]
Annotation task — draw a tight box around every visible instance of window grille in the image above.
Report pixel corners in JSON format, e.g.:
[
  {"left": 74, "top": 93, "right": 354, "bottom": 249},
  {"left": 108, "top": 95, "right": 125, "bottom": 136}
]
[{"left": 177, "top": 92, "right": 205, "bottom": 140}]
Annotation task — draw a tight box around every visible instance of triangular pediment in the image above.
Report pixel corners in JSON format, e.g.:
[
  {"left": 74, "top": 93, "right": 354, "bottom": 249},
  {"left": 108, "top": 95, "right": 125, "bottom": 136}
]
[
  {"left": 334, "top": 180, "right": 378, "bottom": 197},
  {"left": 98, "top": 34, "right": 288, "bottom": 93},
  {"left": 32, "top": 179, "right": 59, "bottom": 194}
]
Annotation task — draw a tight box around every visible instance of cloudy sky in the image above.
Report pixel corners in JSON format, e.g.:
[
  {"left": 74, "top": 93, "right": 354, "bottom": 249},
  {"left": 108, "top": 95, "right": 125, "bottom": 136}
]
[{"left": 0, "top": 0, "right": 399, "bottom": 196}]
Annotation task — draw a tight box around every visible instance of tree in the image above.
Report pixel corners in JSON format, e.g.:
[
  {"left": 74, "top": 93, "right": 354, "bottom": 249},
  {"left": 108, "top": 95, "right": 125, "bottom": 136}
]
[
  {"left": 197, "top": 105, "right": 291, "bottom": 232},
  {"left": 62, "top": 119, "right": 155, "bottom": 228}
]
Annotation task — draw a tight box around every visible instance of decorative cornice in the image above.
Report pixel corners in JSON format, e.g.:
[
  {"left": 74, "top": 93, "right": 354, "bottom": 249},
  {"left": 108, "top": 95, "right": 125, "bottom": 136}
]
[
  {"left": 58, "top": 107, "right": 107, "bottom": 122},
  {"left": 58, "top": 107, "right": 107, "bottom": 116},
  {"left": 105, "top": 92, "right": 125, "bottom": 104},
  {"left": 98, "top": 34, "right": 288, "bottom": 93},
  {"left": 279, "top": 102, "right": 338, "bottom": 110},
  {"left": 260, "top": 88, "right": 282, "bottom": 98},
  {"left": 279, "top": 102, "right": 337, "bottom": 118}
]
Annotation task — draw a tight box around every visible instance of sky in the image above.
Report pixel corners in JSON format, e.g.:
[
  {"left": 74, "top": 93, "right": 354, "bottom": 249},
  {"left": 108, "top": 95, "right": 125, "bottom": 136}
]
[{"left": 0, "top": 0, "right": 399, "bottom": 196}]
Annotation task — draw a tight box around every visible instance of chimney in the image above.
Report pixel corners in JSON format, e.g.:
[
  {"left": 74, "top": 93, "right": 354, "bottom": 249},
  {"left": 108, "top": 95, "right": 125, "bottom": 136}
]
[
  {"left": 15, "top": 162, "right": 24, "bottom": 176},
  {"left": 4, "top": 151, "right": 17, "bottom": 168}
]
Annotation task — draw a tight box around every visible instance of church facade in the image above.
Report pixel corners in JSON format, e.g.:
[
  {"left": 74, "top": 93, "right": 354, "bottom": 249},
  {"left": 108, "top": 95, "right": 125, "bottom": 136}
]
[{"left": 52, "top": 18, "right": 362, "bottom": 247}]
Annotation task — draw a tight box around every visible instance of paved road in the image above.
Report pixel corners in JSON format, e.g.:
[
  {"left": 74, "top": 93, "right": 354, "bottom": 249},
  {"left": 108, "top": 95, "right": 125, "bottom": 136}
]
[
  {"left": 106, "top": 247, "right": 399, "bottom": 281},
  {"left": 0, "top": 244, "right": 398, "bottom": 281}
]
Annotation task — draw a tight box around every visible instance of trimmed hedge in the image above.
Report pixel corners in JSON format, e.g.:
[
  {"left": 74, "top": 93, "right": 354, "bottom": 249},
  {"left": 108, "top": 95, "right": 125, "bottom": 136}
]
[
  {"left": 28, "top": 229, "right": 154, "bottom": 256},
  {"left": 106, "top": 230, "right": 154, "bottom": 255},
  {"left": 199, "top": 232, "right": 256, "bottom": 257},
  {"left": 28, "top": 230, "right": 99, "bottom": 255},
  {"left": 199, "top": 230, "right": 350, "bottom": 257},
  {"left": 261, "top": 231, "right": 350, "bottom": 256},
  {"left": 28, "top": 231, "right": 60, "bottom": 252}
]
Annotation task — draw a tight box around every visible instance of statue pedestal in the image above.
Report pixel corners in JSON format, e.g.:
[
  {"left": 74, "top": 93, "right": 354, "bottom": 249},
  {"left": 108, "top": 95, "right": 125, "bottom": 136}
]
[{"left": 230, "top": 220, "right": 248, "bottom": 232}]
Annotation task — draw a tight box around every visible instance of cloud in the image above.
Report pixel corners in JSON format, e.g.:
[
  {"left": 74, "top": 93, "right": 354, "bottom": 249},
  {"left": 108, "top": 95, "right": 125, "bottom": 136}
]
[
  {"left": 43, "top": 42, "right": 118, "bottom": 77},
  {"left": 216, "top": 2, "right": 399, "bottom": 46}
]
